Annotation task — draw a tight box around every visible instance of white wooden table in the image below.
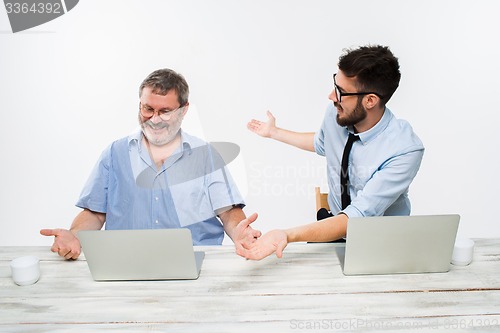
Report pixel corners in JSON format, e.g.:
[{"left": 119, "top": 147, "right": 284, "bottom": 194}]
[{"left": 1, "top": 240, "right": 500, "bottom": 332}]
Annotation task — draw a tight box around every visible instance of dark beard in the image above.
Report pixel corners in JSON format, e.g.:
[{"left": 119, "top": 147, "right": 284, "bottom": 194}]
[{"left": 335, "top": 97, "right": 367, "bottom": 127}]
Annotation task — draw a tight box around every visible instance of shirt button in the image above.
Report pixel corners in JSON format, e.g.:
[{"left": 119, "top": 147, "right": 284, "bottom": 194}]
[
  {"left": 155, "top": 197, "right": 159, "bottom": 201},
  {"left": 155, "top": 220, "right": 159, "bottom": 224}
]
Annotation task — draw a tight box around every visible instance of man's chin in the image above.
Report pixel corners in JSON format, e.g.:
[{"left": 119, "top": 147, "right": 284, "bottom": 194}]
[
  {"left": 336, "top": 115, "right": 347, "bottom": 126},
  {"left": 148, "top": 135, "right": 170, "bottom": 146},
  {"left": 145, "top": 129, "right": 179, "bottom": 146}
]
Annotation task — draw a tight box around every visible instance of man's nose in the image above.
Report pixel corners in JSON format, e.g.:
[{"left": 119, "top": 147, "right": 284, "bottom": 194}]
[
  {"left": 150, "top": 112, "right": 163, "bottom": 123},
  {"left": 328, "top": 89, "right": 338, "bottom": 102}
]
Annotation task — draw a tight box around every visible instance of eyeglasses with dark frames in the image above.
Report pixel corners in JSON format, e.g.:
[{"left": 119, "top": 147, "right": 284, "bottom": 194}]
[{"left": 333, "top": 74, "right": 384, "bottom": 103}]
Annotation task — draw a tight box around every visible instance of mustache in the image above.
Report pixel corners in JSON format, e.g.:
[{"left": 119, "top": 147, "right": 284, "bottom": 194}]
[{"left": 144, "top": 120, "right": 169, "bottom": 130}]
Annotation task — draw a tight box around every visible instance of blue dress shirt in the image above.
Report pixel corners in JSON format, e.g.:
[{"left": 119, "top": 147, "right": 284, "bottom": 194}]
[
  {"left": 76, "top": 129, "right": 244, "bottom": 245},
  {"left": 314, "top": 104, "right": 424, "bottom": 218}
]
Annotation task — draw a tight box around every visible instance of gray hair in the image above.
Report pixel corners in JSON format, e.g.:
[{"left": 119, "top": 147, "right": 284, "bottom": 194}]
[{"left": 139, "top": 68, "right": 189, "bottom": 106}]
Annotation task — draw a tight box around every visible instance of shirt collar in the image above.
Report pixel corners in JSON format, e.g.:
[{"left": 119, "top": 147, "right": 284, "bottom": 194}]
[{"left": 348, "top": 107, "right": 394, "bottom": 145}]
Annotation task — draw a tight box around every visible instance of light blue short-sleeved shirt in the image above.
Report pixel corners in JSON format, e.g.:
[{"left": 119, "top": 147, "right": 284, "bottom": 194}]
[
  {"left": 314, "top": 104, "right": 424, "bottom": 218},
  {"left": 76, "top": 129, "right": 244, "bottom": 245}
]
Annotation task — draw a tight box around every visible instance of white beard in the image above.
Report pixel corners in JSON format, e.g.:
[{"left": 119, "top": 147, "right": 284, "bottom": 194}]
[{"left": 140, "top": 115, "right": 183, "bottom": 146}]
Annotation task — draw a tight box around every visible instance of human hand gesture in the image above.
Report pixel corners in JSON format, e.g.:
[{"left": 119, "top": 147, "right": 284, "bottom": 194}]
[
  {"left": 247, "top": 111, "right": 277, "bottom": 138},
  {"left": 239, "top": 229, "right": 288, "bottom": 260},
  {"left": 233, "top": 213, "right": 262, "bottom": 256},
  {"left": 40, "top": 228, "right": 81, "bottom": 260}
]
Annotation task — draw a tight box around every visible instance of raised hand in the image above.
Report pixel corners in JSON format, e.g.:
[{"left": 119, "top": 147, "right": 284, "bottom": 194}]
[{"left": 247, "top": 111, "right": 277, "bottom": 138}]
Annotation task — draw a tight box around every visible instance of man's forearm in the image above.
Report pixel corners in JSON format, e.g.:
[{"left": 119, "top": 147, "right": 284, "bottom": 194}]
[
  {"left": 270, "top": 128, "right": 316, "bottom": 152},
  {"left": 285, "top": 214, "right": 348, "bottom": 243},
  {"left": 219, "top": 207, "right": 246, "bottom": 240},
  {"left": 69, "top": 209, "right": 106, "bottom": 236}
]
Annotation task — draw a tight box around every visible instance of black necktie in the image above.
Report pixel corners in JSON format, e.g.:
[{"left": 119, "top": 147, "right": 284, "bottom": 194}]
[{"left": 340, "top": 133, "right": 360, "bottom": 209}]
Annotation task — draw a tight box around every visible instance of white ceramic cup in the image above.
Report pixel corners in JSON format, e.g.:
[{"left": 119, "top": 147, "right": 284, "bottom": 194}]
[
  {"left": 10, "top": 256, "right": 40, "bottom": 286},
  {"left": 451, "top": 238, "right": 474, "bottom": 266}
]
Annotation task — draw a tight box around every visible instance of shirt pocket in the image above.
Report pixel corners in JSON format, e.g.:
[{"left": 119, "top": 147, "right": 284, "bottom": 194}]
[{"left": 169, "top": 177, "right": 215, "bottom": 227}]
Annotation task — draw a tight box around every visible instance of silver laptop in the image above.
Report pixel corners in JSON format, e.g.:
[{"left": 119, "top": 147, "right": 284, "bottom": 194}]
[
  {"left": 337, "top": 214, "right": 460, "bottom": 275},
  {"left": 78, "top": 229, "right": 205, "bottom": 281}
]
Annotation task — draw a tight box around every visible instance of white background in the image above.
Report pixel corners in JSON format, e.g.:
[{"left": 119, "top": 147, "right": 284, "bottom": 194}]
[{"left": 1, "top": 0, "right": 499, "bottom": 246}]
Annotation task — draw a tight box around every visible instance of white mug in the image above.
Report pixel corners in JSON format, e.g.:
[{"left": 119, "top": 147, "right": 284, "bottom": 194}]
[
  {"left": 451, "top": 238, "right": 474, "bottom": 266},
  {"left": 10, "top": 256, "right": 40, "bottom": 286}
]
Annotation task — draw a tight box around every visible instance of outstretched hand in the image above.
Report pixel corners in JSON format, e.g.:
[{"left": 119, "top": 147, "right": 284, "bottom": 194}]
[
  {"left": 233, "top": 213, "right": 262, "bottom": 255},
  {"left": 247, "top": 111, "right": 277, "bottom": 138},
  {"left": 40, "top": 228, "right": 81, "bottom": 260},
  {"left": 238, "top": 229, "right": 288, "bottom": 260}
]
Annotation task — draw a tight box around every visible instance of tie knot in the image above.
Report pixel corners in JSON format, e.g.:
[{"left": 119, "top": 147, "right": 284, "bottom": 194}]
[{"left": 348, "top": 133, "right": 360, "bottom": 143}]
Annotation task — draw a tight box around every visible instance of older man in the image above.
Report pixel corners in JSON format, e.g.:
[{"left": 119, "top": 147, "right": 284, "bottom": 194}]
[{"left": 42, "top": 68, "right": 260, "bottom": 259}]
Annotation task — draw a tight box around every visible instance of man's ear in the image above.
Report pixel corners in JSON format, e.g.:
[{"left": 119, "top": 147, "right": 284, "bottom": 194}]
[
  {"left": 181, "top": 102, "right": 189, "bottom": 116},
  {"left": 365, "top": 94, "right": 380, "bottom": 110}
]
